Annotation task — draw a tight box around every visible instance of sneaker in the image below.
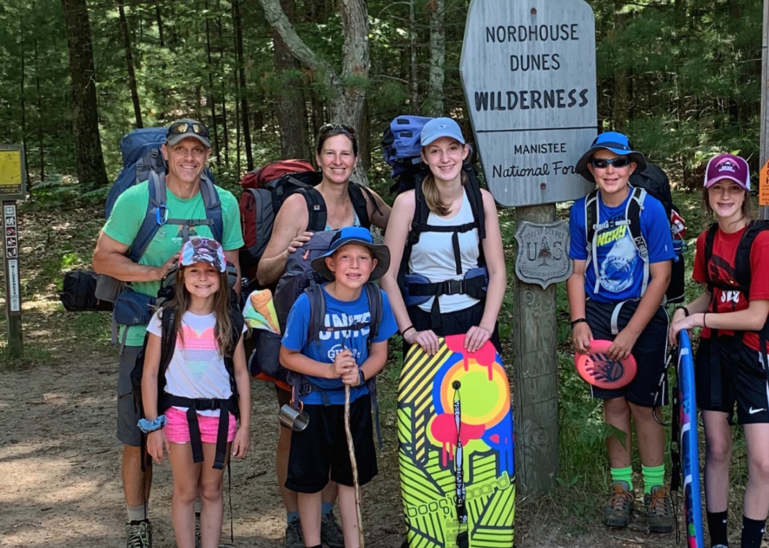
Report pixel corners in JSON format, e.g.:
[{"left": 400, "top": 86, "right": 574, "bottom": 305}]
[
  {"left": 604, "top": 481, "right": 634, "bottom": 528},
  {"left": 644, "top": 486, "right": 674, "bottom": 533},
  {"left": 126, "top": 520, "right": 153, "bottom": 548},
  {"left": 285, "top": 516, "right": 304, "bottom": 548},
  {"left": 321, "top": 512, "right": 345, "bottom": 548}
]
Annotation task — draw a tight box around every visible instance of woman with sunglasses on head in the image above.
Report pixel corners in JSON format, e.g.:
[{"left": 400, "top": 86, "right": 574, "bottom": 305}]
[
  {"left": 256, "top": 123, "right": 390, "bottom": 548},
  {"left": 567, "top": 132, "right": 675, "bottom": 533},
  {"left": 380, "top": 117, "right": 506, "bottom": 360},
  {"left": 669, "top": 154, "right": 769, "bottom": 548}
]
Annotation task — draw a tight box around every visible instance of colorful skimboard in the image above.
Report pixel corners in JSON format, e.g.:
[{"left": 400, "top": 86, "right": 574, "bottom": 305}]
[
  {"left": 398, "top": 335, "right": 515, "bottom": 548},
  {"left": 675, "top": 331, "right": 704, "bottom": 547}
]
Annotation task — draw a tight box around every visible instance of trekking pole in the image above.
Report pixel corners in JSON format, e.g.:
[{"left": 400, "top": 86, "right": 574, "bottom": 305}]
[{"left": 345, "top": 383, "right": 365, "bottom": 548}]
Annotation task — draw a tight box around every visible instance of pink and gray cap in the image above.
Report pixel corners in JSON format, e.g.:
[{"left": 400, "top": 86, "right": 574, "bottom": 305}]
[{"left": 705, "top": 153, "right": 750, "bottom": 190}]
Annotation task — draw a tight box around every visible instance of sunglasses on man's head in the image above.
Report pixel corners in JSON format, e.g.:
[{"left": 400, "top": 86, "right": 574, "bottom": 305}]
[
  {"left": 168, "top": 121, "right": 210, "bottom": 139},
  {"left": 590, "top": 157, "right": 631, "bottom": 169},
  {"left": 319, "top": 123, "right": 356, "bottom": 137}
]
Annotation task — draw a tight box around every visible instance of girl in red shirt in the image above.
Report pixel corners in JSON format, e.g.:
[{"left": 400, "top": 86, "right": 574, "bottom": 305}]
[{"left": 670, "top": 153, "right": 769, "bottom": 548}]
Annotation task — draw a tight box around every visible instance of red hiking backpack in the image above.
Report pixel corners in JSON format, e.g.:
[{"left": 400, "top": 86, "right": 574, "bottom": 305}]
[{"left": 238, "top": 159, "right": 374, "bottom": 283}]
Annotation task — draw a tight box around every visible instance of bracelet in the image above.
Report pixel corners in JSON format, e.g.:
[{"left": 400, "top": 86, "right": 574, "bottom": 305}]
[
  {"left": 675, "top": 305, "right": 690, "bottom": 317},
  {"left": 401, "top": 326, "right": 415, "bottom": 337},
  {"left": 137, "top": 415, "right": 167, "bottom": 434},
  {"left": 570, "top": 318, "right": 588, "bottom": 328},
  {"left": 359, "top": 369, "right": 366, "bottom": 386},
  {"left": 703, "top": 313, "right": 708, "bottom": 329}
]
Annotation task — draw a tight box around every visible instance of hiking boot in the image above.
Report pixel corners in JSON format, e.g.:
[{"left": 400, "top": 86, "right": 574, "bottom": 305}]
[
  {"left": 321, "top": 512, "right": 345, "bottom": 548},
  {"left": 126, "top": 520, "right": 152, "bottom": 548},
  {"left": 285, "top": 516, "right": 304, "bottom": 548},
  {"left": 644, "top": 486, "right": 674, "bottom": 533},
  {"left": 604, "top": 481, "right": 634, "bottom": 528}
]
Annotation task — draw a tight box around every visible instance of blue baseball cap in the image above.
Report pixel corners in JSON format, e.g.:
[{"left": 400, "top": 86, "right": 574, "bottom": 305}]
[
  {"left": 311, "top": 227, "right": 391, "bottom": 282},
  {"left": 576, "top": 132, "right": 647, "bottom": 182},
  {"left": 421, "top": 117, "right": 466, "bottom": 147}
]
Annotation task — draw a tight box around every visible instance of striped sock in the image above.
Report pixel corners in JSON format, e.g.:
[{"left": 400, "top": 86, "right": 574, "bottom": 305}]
[
  {"left": 610, "top": 466, "right": 633, "bottom": 491},
  {"left": 642, "top": 464, "right": 665, "bottom": 494}
]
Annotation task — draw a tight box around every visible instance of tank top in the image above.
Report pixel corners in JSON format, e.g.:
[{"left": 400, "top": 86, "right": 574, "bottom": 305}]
[{"left": 408, "top": 189, "right": 481, "bottom": 313}]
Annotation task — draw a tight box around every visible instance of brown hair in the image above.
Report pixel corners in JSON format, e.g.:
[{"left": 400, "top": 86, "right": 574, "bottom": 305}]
[
  {"left": 316, "top": 124, "right": 358, "bottom": 156},
  {"left": 422, "top": 170, "right": 469, "bottom": 217},
  {"left": 169, "top": 267, "right": 236, "bottom": 357},
  {"left": 701, "top": 185, "right": 753, "bottom": 227}
]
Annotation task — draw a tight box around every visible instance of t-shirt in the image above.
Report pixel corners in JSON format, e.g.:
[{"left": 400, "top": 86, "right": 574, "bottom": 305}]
[
  {"left": 692, "top": 226, "right": 769, "bottom": 351},
  {"left": 281, "top": 285, "right": 398, "bottom": 405},
  {"left": 146, "top": 310, "right": 246, "bottom": 417},
  {"left": 104, "top": 180, "right": 243, "bottom": 346},
  {"left": 569, "top": 188, "right": 675, "bottom": 303}
]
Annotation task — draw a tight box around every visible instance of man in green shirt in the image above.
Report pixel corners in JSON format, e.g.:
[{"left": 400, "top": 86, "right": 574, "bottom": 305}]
[{"left": 93, "top": 119, "right": 244, "bottom": 548}]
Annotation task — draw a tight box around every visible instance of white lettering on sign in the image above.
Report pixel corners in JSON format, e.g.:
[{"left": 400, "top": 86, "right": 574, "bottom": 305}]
[
  {"left": 8, "top": 259, "right": 20, "bottom": 312},
  {"left": 460, "top": 0, "right": 597, "bottom": 207}
]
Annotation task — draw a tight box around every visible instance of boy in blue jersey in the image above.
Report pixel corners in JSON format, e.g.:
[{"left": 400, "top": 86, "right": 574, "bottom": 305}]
[
  {"left": 280, "top": 227, "right": 398, "bottom": 548},
  {"left": 567, "top": 132, "right": 675, "bottom": 533}
]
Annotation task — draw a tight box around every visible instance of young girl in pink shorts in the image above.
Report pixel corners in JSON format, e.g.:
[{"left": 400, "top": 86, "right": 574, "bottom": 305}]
[{"left": 140, "top": 237, "right": 250, "bottom": 548}]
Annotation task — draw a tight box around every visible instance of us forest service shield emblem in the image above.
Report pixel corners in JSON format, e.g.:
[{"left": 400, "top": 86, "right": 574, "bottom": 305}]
[{"left": 514, "top": 220, "right": 572, "bottom": 288}]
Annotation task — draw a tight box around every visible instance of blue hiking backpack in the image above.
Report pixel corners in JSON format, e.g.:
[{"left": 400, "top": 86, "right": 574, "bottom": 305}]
[{"left": 381, "top": 115, "right": 433, "bottom": 194}]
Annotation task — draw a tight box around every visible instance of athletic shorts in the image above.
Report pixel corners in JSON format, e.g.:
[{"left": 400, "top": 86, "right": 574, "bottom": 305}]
[
  {"left": 406, "top": 300, "right": 502, "bottom": 355},
  {"left": 286, "top": 395, "right": 377, "bottom": 493},
  {"left": 695, "top": 336, "right": 769, "bottom": 425},
  {"left": 117, "top": 346, "right": 143, "bottom": 447},
  {"left": 585, "top": 299, "right": 669, "bottom": 407},
  {"left": 164, "top": 407, "right": 237, "bottom": 444}
]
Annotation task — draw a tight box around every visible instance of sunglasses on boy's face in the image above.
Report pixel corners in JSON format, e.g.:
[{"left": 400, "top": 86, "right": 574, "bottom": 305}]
[
  {"left": 590, "top": 157, "right": 631, "bottom": 169},
  {"left": 168, "top": 121, "right": 210, "bottom": 139}
]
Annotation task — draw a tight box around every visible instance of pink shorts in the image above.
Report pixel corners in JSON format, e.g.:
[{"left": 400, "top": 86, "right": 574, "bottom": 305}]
[{"left": 164, "top": 407, "right": 237, "bottom": 444}]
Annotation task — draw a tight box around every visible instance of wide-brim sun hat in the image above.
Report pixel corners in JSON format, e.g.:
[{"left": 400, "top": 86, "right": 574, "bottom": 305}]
[
  {"left": 421, "top": 117, "right": 466, "bottom": 147},
  {"left": 311, "top": 227, "right": 391, "bottom": 282},
  {"left": 704, "top": 153, "right": 750, "bottom": 191},
  {"left": 575, "top": 131, "right": 647, "bottom": 183},
  {"left": 166, "top": 118, "right": 211, "bottom": 149},
  {"left": 179, "top": 236, "right": 226, "bottom": 272}
]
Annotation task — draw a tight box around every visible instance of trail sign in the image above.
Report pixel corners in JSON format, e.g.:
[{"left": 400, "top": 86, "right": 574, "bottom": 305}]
[
  {"left": 0, "top": 145, "right": 25, "bottom": 358},
  {"left": 460, "top": 0, "right": 597, "bottom": 207}
]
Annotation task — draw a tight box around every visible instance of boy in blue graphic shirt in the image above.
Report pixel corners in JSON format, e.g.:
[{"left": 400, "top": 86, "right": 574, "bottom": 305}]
[
  {"left": 280, "top": 227, "right": 397, "bottom": 548},
  {"left": 567, "top": 132, "right": 675, "bottom": 532}
]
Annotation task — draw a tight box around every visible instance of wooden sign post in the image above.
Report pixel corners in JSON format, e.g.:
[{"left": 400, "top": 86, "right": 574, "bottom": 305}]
[
  {"left": 0, "top": 145, "right": 27, "bottom": 359},
  {"left": 760, "top": 0, "right": 769, "bottom": 220},
  {"left": 461, "top": 0, "right": 597, "bottom": 494}
]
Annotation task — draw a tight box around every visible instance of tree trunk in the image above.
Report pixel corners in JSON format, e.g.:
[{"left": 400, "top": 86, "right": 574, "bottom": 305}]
[
  {"left": 20, "top": 20, "right": 30, "bottom": 179},
  {"left": 217, "top": 3, "right": 229, "bottom": 168},
  {"left": 409, "top": 0, "right": 419, "bottom": 111},
  {"left": 60, "top": 0, "right": 108, "bottom": 188},
  {"left": 274, "top": 0, "right": 308, "bottom": 159},
  {"left": 259, "top": 0, "right": 370, "bottom": 183},
  {"left": 34, "top": 33, "right": 45, "bottom": 182},
  {"left": 612, "top": 3, "right": 628, "bottom": 131},
  {"left": 155, "top": 2, "right": 164, "bottom": 47},
  {"left": 232, "top": 0, "right": 253, "bottom": 170},
  {"left": 204, "top": 0, "right": 221, "bottom": 166},
  {"left": 118, "top": 0, "right": 143, "bottom": 128},
  {"left": 360, "top": 98, "right": 370, "bottom": 171},
  {"left": 426, "top": 0, "right": 445, "bottom": 117}
]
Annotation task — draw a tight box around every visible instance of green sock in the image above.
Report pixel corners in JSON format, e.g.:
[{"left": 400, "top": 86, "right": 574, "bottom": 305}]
[
  {"left": 642, "top": 464, "right": 665, "bottom": 494},
  {"left": 610, "top": 466, "right": 633, "bottom": 491}
]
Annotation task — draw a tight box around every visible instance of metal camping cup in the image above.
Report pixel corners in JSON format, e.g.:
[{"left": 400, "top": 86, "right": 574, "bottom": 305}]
[{"left": 279, "top": 403, "right": 309, "bottom": 432}]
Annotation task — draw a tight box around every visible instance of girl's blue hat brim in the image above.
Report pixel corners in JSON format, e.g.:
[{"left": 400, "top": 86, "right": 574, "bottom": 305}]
[
  {"left": 575, "top": 132, "right": 647, "bottom": 183},
  {"left": 310, "top": 227, "right": 391, "bottom": 282}
]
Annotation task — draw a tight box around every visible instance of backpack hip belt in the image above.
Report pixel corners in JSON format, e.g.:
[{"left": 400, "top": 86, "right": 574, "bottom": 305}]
[
  {"left": 406, "top": 268, "right": 488, "bottom": 331},
  {"left": 162, "top": 394, "right": 238, "bottom": 471}
]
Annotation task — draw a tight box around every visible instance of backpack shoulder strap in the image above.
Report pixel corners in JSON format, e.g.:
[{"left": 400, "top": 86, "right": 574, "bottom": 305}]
[
  {"left": 298, "top": 187, "right": 328, "bottom": 232},
  {"left": 348, "top": 183, "right": 372, "bottom": 229},
  {"left": 158, "top": 307, "right": 177, "bottom": 382},
  {"left": 735, "top": 220, "right": 769, "bottom": 293},
  {"left": 704, "top": 223, "right": 719, "bottom": 288},
  {"left": 305, "top": 282, "right": 326, "bottom": 345},
  {"left": 363, "top": 282, "right": 383, "bottom": 347},
  {"left": 626, "top": 187, "right": 650, "bottom": 294},
  {"left": 409, "top": 180, "right": 431, "bottom": 244},
  {"left": 463, "top": 163, "right": 486, "bottom": 242},
  {"left": 129, "top": 171, "right": 166, "bottom": 263},
  {"left": 584, "top": 188, "right": 600, "bottom": 292},
  {"left": 199, "top": 175, "right": 224, "bottom": 244}
]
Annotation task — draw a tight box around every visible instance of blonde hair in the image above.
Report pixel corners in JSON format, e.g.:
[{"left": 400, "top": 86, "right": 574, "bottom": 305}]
[
  {"left": 422, "top": 170, "right": 468, "bottom": 217},
  {"left": 169, "top": 267, "right": 235, "bottom": 356}
]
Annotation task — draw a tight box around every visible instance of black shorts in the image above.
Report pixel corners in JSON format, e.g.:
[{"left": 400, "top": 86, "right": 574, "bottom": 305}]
[
  {"left": 585, "top": 299, "right": 669, "bottom": 407},
  {"left": 286, "top": 394, "right": 378, "bottom": 493},
  {"left": 695, "top": 336, "right": 769, "bottom": 425},
  {"left": 406, "top": 300, "right": 502, "bottom": 355}
]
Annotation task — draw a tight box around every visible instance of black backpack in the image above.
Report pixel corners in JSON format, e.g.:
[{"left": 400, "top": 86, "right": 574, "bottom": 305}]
[
  {"left": 132, "top": 304, "right": 244, "bottom": 470},
  {"left": 584, "top": 163, "right": 685, "bottom": 304},
  {"left": 703, "top": 220, "right": 769, "bottom": 296}
]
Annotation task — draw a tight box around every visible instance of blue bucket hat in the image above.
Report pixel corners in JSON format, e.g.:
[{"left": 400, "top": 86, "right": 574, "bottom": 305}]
[
  {"left": 421, "top": 117, "right": 466, "bottom": 147},
  {"left": 575, "top": 132, "right": 647, "bottom": 183},
  {"left": 311, "top": 227, "right": 391, "bottom": 282}
]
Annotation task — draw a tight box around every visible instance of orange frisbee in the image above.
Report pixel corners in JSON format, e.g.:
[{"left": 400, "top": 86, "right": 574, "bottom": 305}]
[{"left": 575, "top": 339, "right": 637, "bottom": 390}]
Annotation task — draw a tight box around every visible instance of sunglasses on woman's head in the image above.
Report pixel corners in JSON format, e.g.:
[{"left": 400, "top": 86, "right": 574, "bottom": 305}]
[
  {"left": 590, "top": 157, "right": 631, "bottom": 169},
  {"left": 168, "top": 121, "right": 210, "bottom": 139},
  {"left": 319, "top": 123, "right": 356, "bottom": 137}
]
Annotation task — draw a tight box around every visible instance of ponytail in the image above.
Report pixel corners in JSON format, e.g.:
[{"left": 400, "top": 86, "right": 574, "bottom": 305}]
[{"left": 422, "top": 170, "right": 468, "bottom": 217}]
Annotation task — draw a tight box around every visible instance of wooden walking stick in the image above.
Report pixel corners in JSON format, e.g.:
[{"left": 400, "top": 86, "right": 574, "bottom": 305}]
[{"left": 342, "top": 336, "right": 364, "bottom": 548}]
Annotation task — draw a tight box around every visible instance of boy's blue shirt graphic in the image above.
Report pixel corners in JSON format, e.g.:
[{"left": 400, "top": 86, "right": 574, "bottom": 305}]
[
  {"left": 569, "top": 188, "right": 675, "bottom": 303},
  {"left": 282, "top": 284, "right": 398, "bottom": 405}
]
